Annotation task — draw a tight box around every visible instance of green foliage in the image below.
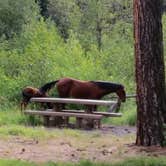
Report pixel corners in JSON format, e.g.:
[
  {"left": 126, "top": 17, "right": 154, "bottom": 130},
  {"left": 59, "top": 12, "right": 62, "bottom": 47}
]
[
  {"left": 48, "top": 0, "right": 81, "bottom": 40},
  {"left": 70, "top": 0, "right": 132, "bottom": 51},
  {"left": 0, "top": 0, "right": 39, "bottom": 39},
  {"left": 0, "top": 0, "right": 136, "bottom": 126},
  {"left": 102, "top": 21, "right": 134, "bottom": 93},
  {"left": 103, "top": 100, "right": 136, "bottom": 126},
  {"left": 0, "top": 18, "right": 109, "bottom": 103},
  {"left": 0, "top": 108, "right": 39, "bottom": 126}
]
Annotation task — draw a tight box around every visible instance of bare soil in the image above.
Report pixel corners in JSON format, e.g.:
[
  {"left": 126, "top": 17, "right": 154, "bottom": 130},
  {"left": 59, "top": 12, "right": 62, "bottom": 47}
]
[{"left": 0, "top": 125, "right": 165, "bottom": 163}]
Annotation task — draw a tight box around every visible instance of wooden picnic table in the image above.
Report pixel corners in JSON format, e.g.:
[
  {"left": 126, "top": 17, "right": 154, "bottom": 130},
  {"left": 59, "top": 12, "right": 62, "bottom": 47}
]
[{"left": 24, "top": 97, "right": 122, "bottom": 129}]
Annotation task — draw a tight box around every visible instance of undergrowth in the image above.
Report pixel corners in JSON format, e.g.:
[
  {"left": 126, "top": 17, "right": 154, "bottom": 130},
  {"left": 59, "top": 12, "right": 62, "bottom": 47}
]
[
  {"left": 0, "top": 100, "right": 137, "bottom": 127},
  {"left": 103, "top": 100, "right": 136, "bottom": 126},
  {"left": 0, "top": 157, "right": 166, "bottom": 166}
]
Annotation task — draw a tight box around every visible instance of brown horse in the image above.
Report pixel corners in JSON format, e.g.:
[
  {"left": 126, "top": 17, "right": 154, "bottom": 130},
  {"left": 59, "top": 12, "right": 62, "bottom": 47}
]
[
  {"left": 20, "top": 80, "right": 58, "bottom": 111},
  {"left": 21, "top": 77, "right": 126, "bottom": 111},
  {"left": 55, "top": 78, "right": 126, "bottom": 101},
  {"left": 51, "top": 77, "right": 126, "bottom": 111}
]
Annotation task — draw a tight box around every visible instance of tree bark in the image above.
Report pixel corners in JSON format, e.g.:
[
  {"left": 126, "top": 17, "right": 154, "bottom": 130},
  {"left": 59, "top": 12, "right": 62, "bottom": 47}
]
[{"left": 134, "top": 0, "right": 166, "bottom": 146}]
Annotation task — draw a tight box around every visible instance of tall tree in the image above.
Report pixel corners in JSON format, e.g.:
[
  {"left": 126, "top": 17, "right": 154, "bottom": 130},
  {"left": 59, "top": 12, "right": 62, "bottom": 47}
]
[
  {"left": 47, "top": 0, "right": 81, "bottom": 41},
  {"left": 37, "top": 0, "right": 49, "bottom": 19},
  {"left": 0, "top": 0, "right": 39, "bottom": 39},
  {"left": 134, "top": 0, "right": 166, "bottom": 146},
  {"left": 77, "top": 0, "right": 132, "bottom": 51}
]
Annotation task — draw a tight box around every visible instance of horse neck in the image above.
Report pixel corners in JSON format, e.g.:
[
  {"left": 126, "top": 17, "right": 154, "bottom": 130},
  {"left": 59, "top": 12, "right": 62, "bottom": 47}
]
[
  {"left": 101, "top": 88, "right": 117, "bottom": 96},
  {"left": 99, "top": 84, "right": 124, "bottom": 99},
  {"left": 91, "top": 81, "right": 122, "bottom": 93},
  {"left": 36, "top": 89, "right": 46, "bottom": 97}
]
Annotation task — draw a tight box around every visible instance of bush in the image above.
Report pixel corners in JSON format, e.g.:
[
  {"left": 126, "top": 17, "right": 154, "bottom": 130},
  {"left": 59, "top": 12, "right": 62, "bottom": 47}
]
[
  {"left": 0, "top": 19, "right": 108, "bottom": 105},
  {"left": 0, "top": 0, "right": 39, "bottom": 39}
]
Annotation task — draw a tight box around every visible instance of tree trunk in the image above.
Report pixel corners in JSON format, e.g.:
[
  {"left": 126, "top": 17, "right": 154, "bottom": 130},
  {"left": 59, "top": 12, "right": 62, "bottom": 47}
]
[
  {"left": 96, "top": 19, "right": 102, "bottom": 51},
  {"left": 134, "top": 0, "right": 166, "bottom": 146},
  {"left": 38, "top": 0, "right": 49, "bottom": 19}
]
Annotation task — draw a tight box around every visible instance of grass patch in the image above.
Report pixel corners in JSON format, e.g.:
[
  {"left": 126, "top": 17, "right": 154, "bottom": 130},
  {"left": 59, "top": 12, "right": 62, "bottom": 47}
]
[
  {"left": 0, "top": 101, "right": 137, "bottom": 127},
  {"left": 0, "top": 107, "right": 43, "bottom": 126},
  {"left": 0, "top": 125, "right": 53, "bottom": 139},
  {"left": 0, "top": 125, "right": 84, "bottom": 139},
  {"left": 0, "top": 122, "right": 98, "bottom": 140},
  {"left": 0, "top": 159, "right": 35, "bottom": 166},
  {"left": 0, "top": 157, "right": 166, "bottom": 166},
  {"left": 103, "top": 100, "right": 136, "bottom": 126}
]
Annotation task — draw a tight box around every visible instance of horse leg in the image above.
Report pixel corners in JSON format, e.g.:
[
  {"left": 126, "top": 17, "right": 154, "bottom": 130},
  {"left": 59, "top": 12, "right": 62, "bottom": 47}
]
[
  {"left": 20, "top": 101, "right": 28, "bottom": 112},
  {"left": 56, "top": 103, "right": 66, "bottom": 110},
  {"left": 52, "top": 102, "right": 65, "bottom": 111},
  {"left": 58, "top": 93, "right": 69, "bottom": 110},
  {"left": 20, "top": 102, "right": 24, "bottom": 112},
  {"left": 92, "top": 105, "right": 97, "bottom": 111},
  {"left": 46, "top": 103, "right": 53, "bottom": 109},
  {"left": 85, "top": 105, "right": 97, "bottom": 113},
  {"left": 115, "top": 98, "right": 121, "bottom": 112}
]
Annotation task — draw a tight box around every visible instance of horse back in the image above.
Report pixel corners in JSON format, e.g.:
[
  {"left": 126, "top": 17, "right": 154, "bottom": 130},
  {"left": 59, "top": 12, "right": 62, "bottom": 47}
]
[{"left": 56, "top": 78, "right": 102, "bottom": 99}]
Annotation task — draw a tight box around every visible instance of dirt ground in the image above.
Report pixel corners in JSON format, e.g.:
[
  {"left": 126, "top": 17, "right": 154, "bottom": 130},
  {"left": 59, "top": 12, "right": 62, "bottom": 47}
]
[{"left": 0, "top": 125, "right": 165, "bottom": 163}]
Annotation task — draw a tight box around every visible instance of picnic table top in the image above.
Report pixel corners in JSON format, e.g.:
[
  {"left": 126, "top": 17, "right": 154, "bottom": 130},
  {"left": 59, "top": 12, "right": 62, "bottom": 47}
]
[{"left": 30, "top": 97, "right": 117, "bottom": 106}]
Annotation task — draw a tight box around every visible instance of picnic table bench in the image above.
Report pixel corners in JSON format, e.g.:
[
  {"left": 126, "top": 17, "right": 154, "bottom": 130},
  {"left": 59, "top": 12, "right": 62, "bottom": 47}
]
[{"left": 24, "top": 97, "right": 122, "bottom": 129}]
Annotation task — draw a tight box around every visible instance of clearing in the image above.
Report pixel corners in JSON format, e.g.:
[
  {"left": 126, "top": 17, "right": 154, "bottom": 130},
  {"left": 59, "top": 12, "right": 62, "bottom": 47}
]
[{"left": 0, "top": 125, "right": 165, "bottom": 163}]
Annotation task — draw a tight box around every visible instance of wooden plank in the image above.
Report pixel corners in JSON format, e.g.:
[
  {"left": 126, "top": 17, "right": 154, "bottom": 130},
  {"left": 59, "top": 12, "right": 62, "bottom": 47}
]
[
  {"left": 61, "top": 110, "right": 122, "bottom": 117},
  {"left": 24, "top": 110, "right": 103, "bottom": 119},
  {"left": 28, "top": 109, "right": 122, "bottom": 117},
  {"left": 94, "top": 112, "right": 122, "bottom": 117},
  {"left": 30, "top": 97, "right": 117, "bottom": 106},
  {"left": 46, "top": 109, "right": 122, "bottom": 117}
]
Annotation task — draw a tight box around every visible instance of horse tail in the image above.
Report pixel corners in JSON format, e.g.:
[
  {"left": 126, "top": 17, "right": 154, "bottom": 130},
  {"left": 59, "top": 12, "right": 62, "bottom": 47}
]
[{"left": 39, "top": 80, "right": 59, "bottom": 93}]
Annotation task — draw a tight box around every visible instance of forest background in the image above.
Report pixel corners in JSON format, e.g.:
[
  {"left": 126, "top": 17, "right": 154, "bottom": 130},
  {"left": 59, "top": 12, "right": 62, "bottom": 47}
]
[{"left": 0, "top": 0, "right": 166, "bottom": 125}]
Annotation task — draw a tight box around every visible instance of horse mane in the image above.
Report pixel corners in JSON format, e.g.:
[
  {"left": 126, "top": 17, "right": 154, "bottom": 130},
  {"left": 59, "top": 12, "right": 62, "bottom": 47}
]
[
  {"left": 39, "top": 80, "right": 59, "bottom": 93},
  {"left": 91, "top": 81, "right": 124, "bottom": 91}
]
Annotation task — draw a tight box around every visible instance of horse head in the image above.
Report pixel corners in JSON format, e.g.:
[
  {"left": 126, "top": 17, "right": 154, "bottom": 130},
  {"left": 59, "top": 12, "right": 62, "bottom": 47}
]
[
  {"left": 116, "top": 86, "right": 126, "bottom": 102},
  {"left": 20, "top": 81, "right": 58, "bottom": 111},
  {"left": 20, "top": 86, "right": 45, "bottom": 111}
]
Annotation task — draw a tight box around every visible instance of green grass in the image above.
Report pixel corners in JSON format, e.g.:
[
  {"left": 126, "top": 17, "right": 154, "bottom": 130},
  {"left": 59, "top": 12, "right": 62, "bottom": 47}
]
[
  {"left": 0, "top": 124, "right": 87, "bottom": 140},
  {"left": 103, "top": 100, "right": 137, "bottom": 126},
  {"left": 0, "top": 107, "right": 42, "bottom": 126},
  {"left": 0, "top": 125, "right": 51, "bottom": 139},
  {"left": 0, "top": 159, "right": 35, "bottom": 166},
  {"left": 0, "top": 157, "right": 166, "bottom": 166},
  {"left": 0, "top": 102, "right": 137, "bottom": 127},
  {"left": 0, "top": 107, "right": 101, "bottom": 139}
]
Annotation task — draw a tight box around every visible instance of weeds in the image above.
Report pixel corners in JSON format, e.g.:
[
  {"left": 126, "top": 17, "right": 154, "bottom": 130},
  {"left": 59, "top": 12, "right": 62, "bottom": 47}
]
[{"left": 0, "top": 157, "right": 166, "bottom": 166}]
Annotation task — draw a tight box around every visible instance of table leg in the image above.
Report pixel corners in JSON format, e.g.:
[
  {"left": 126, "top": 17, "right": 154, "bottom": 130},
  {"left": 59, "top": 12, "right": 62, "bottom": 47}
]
[
  {"left": 43, "top": 116, "right": 50, "bottom": 127},
  {"left": 76, "top": 117, "right": 83, "bottom": 128}
]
